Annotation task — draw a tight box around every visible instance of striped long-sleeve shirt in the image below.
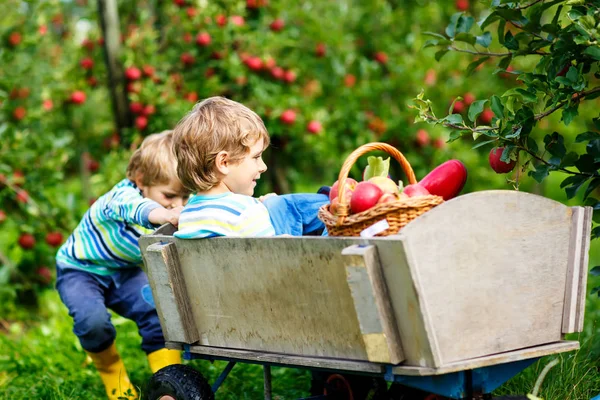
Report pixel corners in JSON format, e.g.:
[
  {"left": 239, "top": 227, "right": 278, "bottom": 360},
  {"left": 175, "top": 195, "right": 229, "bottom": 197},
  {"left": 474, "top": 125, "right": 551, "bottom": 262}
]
[
  {"left": 56, "top": 179, "right": 162, "bottom": 275},
  {"left": 174, "top": 193, "right": 275, "bottom": 238}
]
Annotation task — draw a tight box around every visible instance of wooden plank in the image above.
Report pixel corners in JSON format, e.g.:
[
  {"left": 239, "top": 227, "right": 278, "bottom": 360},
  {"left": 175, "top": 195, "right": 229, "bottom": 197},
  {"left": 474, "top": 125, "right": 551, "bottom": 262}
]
[
  {"left": 575, "top": 207, "right": 593, "bottom": 332},
  {"left": 342, "top": 245, "right": 404, "bottom": 364},
  {"left": 185, "top": 344, "right": 385, "bottom": 373},
  {"left": 144, "top": 242, "right": 200, "bottom": 344},
  {"left": 387, "top": 190, "right": 573, "bottom": 366},
  {"left": 392, "top": 341, "right": 579, "bottom": 376}
]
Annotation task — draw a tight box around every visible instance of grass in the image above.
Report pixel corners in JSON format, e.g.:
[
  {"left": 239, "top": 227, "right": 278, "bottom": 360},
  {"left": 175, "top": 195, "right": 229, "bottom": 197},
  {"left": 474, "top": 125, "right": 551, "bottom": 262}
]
[{"left": 1, "top": 288, "right": 600, "bottom": 399}]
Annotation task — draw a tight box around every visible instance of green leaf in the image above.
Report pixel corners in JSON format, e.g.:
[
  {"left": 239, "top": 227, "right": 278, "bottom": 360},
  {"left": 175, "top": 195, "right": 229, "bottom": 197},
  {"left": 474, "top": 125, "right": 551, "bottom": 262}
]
[
  {"left": 435, "top": 49, "right": 449, "bottom": 61},
  {"left": 476, "top": 32, "right": 492, "bottom": 48},
  {"left": 504, "top": 31, "right": 519, "bottom": 50},
  {"left": 562, "top": 106, "right": 578, "bottom": 126},
  {"left": 584, "top": 177, "right": 600, "bottom": 200},
  {"left": 584, "top": 47, "right": 600, "bottom": 61},
  {"left": 481, "top": 11, "right": 501, "bottom": 30},
  {"left": 515, "top": 88, "right": 538, "bottom": 103},
  {"left": 544, "top": 132, "right": 566, "bottom": 158},
  {"left": 472, "top": 139, "right": 497, "bottom": 149},
  {"left": 561, "top": 151, "right": 579, "bottom": 167},
  {"left": 490, "top": 96, "right": 504, "bottom": 119},
  {"left": 444, "top": 113, "right": 464, "bottom": 125},
  {"left": 498, "top": 56, "right": 512, "bottom": 70},
  {"left": 530, "top": 163, "right": 551, "bottom": 183},
  {"left": 445, "top": 13, "right": 461, "bottom": 38},
  {"left": 466, "top": 57, "right": 490, "bottom": 76},
  {"left": 561, "top": 174, "right": 587, "bottom": 189},
  {"left": 448, "top": 130, "right": 464, "bottom": 143},
  {"left": 456, "top": 15, "right": 475, "bottom": 34},
  {"left": 468, "top": 100, "right": 487, "bottom": 122},
  {"left": 363, "top": 156, "right": 390, "bottom": 180},
  {"left": 565, "top": 66, "right": 578, "bottom": 83},
  {"left": 527, "top": 137, "right": 539, "bottom": 154},
  {"left": 423, "top": 32, "right": 448, "bottom": 40},
  {"left": 591, "top": 266, "right": 600, "bottom": 276},
  {"left": 575, "top": 131, "right": 600, "bottom": 143},
  {"left": 455, "top": 32, "right": 476, "bottom": 45},
  {"left": 498, "top": 20, "right": 506, "bottom": 45},
  {"left": 594, "top": 117, "right": 600, "bottom": 131}
]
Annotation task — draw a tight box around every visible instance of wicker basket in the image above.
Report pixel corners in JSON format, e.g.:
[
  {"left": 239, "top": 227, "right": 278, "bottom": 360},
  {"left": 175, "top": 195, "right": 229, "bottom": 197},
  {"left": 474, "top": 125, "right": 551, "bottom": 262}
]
[{"left": 318, "top": 142, "right": 444, "bottom": 237}]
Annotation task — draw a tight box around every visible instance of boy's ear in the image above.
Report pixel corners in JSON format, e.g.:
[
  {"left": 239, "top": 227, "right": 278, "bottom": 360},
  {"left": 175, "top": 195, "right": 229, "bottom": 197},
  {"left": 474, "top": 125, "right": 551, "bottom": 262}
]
[
  {"left": 215, "top": 151, "right": 229, "bottom": 175},
  {"left": 134, "top": 172, "right": 146, "bottom": 190}
]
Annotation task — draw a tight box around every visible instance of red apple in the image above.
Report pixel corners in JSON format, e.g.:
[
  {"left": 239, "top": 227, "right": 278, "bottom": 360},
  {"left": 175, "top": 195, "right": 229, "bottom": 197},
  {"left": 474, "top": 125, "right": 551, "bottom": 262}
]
[
  {"left": 186, "top": 7, "right": 196, "bottom": 18},
  {"left": 424, "top": 69, "right": 437, "bottom": 86},
  {"left": 489, "top": 147, "right": 516, "bottom": 174},
  {"left": 315, "top": 43, "right": 326, "bottom": 57},
  {"left": 43, "top": 99, "right": 54, "bottom": 111},
  {"left": 216, "top": 14, "right": 227, "bottom": 26},
  {"left": 456, "top": 0, "right": 469, "bottom": 11},
  {"left": 8, "top": 32, "right": 21, "bottom": 47},
  {"left": 452, "top": 100, "right": 465, "bottom": 114},
  {"left": 374, "top": 51, "right": 388, "bottom": 64},
  {"left": 36, "top": 266, "right": 53, "bottom": 285},
  {"left": 368, "top": 176, "right": 399, "bottom": 194},
  {"left": 181, "top": 52, "right": 195, "bottom": 66},
  {"left": 245, "top": 57, "right": 263, "bottom": 71},
  {"left": 271, "top": 67, "right": 284, "bottom": 80},
  {"left": 307, "top": 120, "right": 322, "bottom": 134},
  {"left": 16, "top": 189, "right": 28, "bottom": 203},
  {"left": 129, "top": 102, "right": 144, "bottom": 114},
  {"left": 330, "top": 178, "right": 358, "bottom": 202},
  {"left": 18, "top": 233, "right": 36, "bottom": 250},
  {"left": 136, "top": 116, "right": 148, "bottom": 130},
  {"left": 142, "top": 65, "right": 155, "bottom": 77},
  {"left": 196, "top": 32, "right": 211, "bottom": 46},
  {"left": 433, "top": 138, "right": 447, "bottom": 149},
  {"left": 45, "top": 232, "right": 64, "bottom": 247},
  {"left": 13, "top": 107, "right": 26, "bottom": 121},
  {"left": 230, "top": 16, "right": 245, "bottom": 26},
  {"left": 344, "top": 74, "right": 356, "bottom": 87},
  {"left": 70, "top": 91, "right": 86, "bottom": 104},
  {"left": 270, "top": 19, "right": 285, "bottom": 32},
  {"left": 479, "top": 109, "right": 494, "bottom": 124},
  {"left": 124, "top": 66, "right": 141, "bottom": 81},
  {"left": 403, "top": 184, "right": 430, "bottom": 198},
  {"left": 351, "top": 182, "right": 384, "bottom": 213},
  {"left": 377, "top": 193, "right": 399, "bottom": 204},
  {"left": 283, "top": 70, "right": 296, "bottom": 83},
  {"left": 416, "top": 129, "right": 430, "bottom": 147},
  {"left": 280, "top": 109, "right": 296, "bottom": 125},
  {"left": 80, "top": 57, "right": 94, "bottom": 70},
  {"left": 143, "top": 104, "right": 156, "bottom": 116},
  {"left": 463, "top": 92, "right": 476, "bottom": 106},
  {"left": 0, "top": 210, "right": 6, "bottom": 223}
]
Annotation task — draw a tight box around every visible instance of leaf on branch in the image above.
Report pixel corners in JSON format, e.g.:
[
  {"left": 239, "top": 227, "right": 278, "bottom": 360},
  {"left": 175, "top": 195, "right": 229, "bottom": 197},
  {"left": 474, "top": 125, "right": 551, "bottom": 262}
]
[
  {"left": 435, "top": 49, "right": 449, "bottom": 61},
  {"left": 544, "top": 132, "right": 566, "bottom": 158},
  {"left": 583, "top": 177, "right": 600, "bottom": 200},
  {"left": 442, "top": 113, "right": 464, "bottom": 125},
  {"left": 504, "top": 31, "right": 519, "bottom": 50},
  {"left": 490, "top": 95, "right": 505, "bottom": 119},
  {"left": 423, "top": 31, "right": 448, "bottom": 40},
  {"left": 575, "top": 154, "right": 597, "bottom": 173},
  {"left": 445, "top": 13, "right": 461, "bottom": 38},
  {"left": 592, "top": 226, "right": 600, "bottom": 239},
  {"left": 562, "top": 105, "right": 578, "bottom": 126},
  {"left": 561, "top": 151, "right": 579, "bottom": 167},
  {"left": 575, "top": 131, "right": 600, "bottom": 143},
  {"left": 529, "top": 163, "right": 552, "bottom": 183},
  {"left": 455, "top": 32, "right": 476, "bottom": 45},
  {"left": 468, "top": 100, "right": 487, "bottom": 122},
  {"left": 527, "top": 136, "right": 539, "bottom": 154},
  {"left": 457, "top": 15, "right": 475, "bottom": 34},
  {"left": 590, "top": 266, "right": 600, "bottom": 276},
  {"left": 467, "top": 57, "right": 490, "bottom": 76},
  {"left": 476, "top": 32, "right": 492, "bottom": 48},
  {"left": 481, "top": 11, "right": 500, "bottom": 30},
  {"left": 448, "top": 130, "right": 466, "bottom": 143},
  {"left": 472, "top": 139, "right": 497, "bottom": 149}
]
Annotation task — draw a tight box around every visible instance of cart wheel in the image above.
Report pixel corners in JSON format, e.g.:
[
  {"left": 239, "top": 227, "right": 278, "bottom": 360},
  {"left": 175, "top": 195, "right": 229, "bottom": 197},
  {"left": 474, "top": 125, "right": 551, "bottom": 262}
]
[
  {"left": 311, "top": 371, "right": 387, "bottom": 400},
  {"left": 387, "top": 383, "right": 447, "bottom": 400},
  {"left": 145, "top": 364, "right": 214, "bottom": 400}
]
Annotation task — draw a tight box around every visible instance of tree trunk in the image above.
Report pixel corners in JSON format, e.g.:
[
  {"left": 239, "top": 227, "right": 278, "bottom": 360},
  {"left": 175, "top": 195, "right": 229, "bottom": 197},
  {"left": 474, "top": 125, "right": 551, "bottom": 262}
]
[{"left": 97, "top": 0, "right": 129, "bottom": 135}]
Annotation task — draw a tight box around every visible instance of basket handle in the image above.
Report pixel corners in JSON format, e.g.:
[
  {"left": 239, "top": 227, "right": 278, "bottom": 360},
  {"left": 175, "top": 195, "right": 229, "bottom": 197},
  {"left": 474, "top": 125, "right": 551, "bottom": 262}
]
[{"left": 336, "top": 142, "right": 417, "bottom": 218}]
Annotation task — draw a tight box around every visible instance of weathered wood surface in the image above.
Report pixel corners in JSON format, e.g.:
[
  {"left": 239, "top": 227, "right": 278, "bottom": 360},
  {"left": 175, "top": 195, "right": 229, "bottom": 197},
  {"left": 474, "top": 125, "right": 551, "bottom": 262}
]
[
  {"left": 143, "top": 242, "right": 200, "bottom": 344},
  {"left": 382, "top": 190, "right": 576, "bottom": 367},
  {"left": 140, "top": 190, "right": 590, "bottom": 368},
  {"left": 392, "top": 341, "right": 579, "bottom": 376},
  {"left": 562, "top": 206, "right": 593, "bottom": 333},
  {"left": 342, "top": 244, "right": 404, "bottom": 364}
]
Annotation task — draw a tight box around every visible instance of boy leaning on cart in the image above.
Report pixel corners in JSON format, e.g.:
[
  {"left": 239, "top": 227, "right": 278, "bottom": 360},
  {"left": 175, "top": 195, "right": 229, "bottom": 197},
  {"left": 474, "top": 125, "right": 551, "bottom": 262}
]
[
  {"left": 55, "top": 131, "right": 188, "bottom": 399},
  {"left": 171, "top": 96, "right": 329, "bottom": 239}
]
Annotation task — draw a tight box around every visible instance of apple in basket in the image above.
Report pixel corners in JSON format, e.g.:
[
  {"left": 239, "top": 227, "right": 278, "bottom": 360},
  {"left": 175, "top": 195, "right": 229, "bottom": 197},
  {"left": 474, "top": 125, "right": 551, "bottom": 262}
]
[
  {"left": 329, "top": 178, "right": 358, "bottom": 202},
  {"left": 368, "top": 176, "right": 399, "bottom": 194},
  {"left": 351, "top": 182, "right": 383, "bottom": 213},
  {"left": 403, "top": 184, "right": 430, "bottom": 198}
]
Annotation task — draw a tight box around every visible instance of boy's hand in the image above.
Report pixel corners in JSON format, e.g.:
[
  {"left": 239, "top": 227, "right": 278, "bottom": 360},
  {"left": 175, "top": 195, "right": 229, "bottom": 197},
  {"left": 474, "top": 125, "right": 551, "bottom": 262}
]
[
  {"left": 259, "top": 193, "right": 278, "bottom": 202},
  {"left": 149, "top": 206, "right": 184, "bottom": 227}
]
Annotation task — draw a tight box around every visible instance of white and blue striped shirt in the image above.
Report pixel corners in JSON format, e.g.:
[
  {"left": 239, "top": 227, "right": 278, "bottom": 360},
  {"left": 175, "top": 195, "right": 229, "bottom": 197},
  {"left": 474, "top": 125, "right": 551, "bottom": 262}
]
[{"left": 174, "top": 193, "right": 275, "bottom": 238}]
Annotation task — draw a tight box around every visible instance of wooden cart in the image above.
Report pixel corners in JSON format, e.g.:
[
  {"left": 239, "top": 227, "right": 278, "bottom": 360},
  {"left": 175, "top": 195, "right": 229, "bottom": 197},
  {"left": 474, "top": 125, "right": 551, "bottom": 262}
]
[{"left": 139, "top": 190, "right": 592, "bottom": 400}]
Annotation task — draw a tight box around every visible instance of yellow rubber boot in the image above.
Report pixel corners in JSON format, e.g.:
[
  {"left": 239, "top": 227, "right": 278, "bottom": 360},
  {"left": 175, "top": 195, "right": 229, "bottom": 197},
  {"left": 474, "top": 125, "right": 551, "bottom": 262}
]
[
  {"left": 147, "top": 348, "right": 182, "bottom": 373},
  {"left": 87, "top": 343, "right": 138, "bottom": 400}
]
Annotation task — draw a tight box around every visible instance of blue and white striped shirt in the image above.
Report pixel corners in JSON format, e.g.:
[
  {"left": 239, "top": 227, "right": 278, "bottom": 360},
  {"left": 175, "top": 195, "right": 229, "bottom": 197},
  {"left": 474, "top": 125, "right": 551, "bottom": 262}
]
[
  {"left": 174, "top": 193, "right": 275, "bottom": 238},
  {"left": 56, "top": 179, "right": 161, "bottom": 275}
]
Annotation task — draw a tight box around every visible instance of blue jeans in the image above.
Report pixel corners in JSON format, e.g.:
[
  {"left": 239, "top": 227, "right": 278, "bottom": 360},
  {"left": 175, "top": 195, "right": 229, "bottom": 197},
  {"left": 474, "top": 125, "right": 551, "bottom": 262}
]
[
  {"left": 263, "top": 193, "right": 329, "bottom": 236},
  {"left": 55, "top": 267, "right": 165, "bottom": 354}
]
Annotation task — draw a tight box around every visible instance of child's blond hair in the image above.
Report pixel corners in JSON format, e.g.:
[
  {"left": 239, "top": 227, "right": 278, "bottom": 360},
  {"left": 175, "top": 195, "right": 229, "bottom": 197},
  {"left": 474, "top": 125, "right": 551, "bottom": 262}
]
[
  {"left": 172, "top": 96, "right": 270, "bottom": 192},
  {"left": 126, "top": 130, "right": 180, "bottom": 186}
]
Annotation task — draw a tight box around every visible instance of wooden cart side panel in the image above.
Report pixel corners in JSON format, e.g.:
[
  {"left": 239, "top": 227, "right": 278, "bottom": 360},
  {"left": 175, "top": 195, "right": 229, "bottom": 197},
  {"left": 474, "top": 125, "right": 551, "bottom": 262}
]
[
  {"left": 395, "top": 190, "right": 572, "bottom": 366},
  {"left": 376, "top": 239, "right": 439, "bottom": 367},
  {"left": 562, "top": 206, "right": 593, "bottom": 334},
  {"left": 143, "top": 241, "right": 199, "bottom": 344},
  {"left": 172, "top": 237, "right": 377, "bottom": 360},
  {"left": 342, "top": 244, "right": 404, "bottom": 364}
]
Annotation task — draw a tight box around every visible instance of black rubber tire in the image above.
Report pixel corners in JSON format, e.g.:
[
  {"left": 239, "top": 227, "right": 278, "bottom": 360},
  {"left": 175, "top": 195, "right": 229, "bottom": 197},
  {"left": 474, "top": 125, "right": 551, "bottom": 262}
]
[{"left": 145, "top": 364, "right": 214, "bottom": 400}]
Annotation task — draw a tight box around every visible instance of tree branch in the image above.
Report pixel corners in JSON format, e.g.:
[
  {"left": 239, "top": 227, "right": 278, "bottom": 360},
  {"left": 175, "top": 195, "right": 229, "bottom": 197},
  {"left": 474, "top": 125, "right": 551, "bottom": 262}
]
[
  {"left": 534, "top": 86, "right": 600, "bottom": 121},
  {"left": 515, "top": 0, "right": 545, "bottom": 10},
  {"left": 449, "top": 45, "right": 548, "bottom": 57},
  {"left": 517, "top": 145, "right": 593, "bottom": 177}
]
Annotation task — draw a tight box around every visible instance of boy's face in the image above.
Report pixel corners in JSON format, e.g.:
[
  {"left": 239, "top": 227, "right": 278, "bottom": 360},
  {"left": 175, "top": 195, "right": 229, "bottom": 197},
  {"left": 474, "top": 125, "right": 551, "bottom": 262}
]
[
  {"left": 139, "top": 180, "right": 190, "bottom": 209},
  {"left": 223, "top": 138, "right": 267, "bottom": 196}
]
